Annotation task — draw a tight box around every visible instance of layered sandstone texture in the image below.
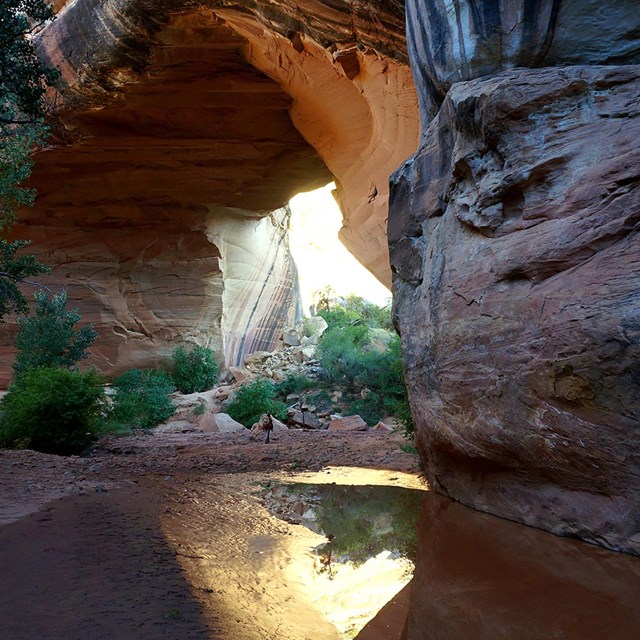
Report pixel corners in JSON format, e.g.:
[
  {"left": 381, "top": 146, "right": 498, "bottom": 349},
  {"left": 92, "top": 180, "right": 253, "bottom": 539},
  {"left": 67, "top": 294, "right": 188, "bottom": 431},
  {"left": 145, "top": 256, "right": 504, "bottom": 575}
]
[
  {"left": 1, "top": 0, "right": 418, "bottom": 384},
  {"left": 392, "top": 0, "right": 640, "bottom": 552}
]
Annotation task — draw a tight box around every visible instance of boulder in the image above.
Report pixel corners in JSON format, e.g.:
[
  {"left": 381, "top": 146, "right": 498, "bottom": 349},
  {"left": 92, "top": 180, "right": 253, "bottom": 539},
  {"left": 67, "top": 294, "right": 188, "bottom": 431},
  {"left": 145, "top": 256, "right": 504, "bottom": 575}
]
[
  {"left": 282, "top": 330, "right": 301, "bottom": 347},
  {"left": 372, "top": 421, "right": 394, "bottom": 432},
  {"left": 198, "top": 412, "right": 245, "bottom": 433},
  {"left": 228, "top": 367, "right": 250, "bottom": 383},
  {"left": 391, "top": 64, "right": 640, "bottom": 554},
  {"left": 328, "top": 415, "right": 368, "bottom": 432},
  {"left": 153, "top": 420, "right": 196, "bottom": 434},
  {"left": 289, "top": 410, "right": 321, "bottom": 429},
  {"left": 251, "top": 415, "right": 289, "bottom": 431}
]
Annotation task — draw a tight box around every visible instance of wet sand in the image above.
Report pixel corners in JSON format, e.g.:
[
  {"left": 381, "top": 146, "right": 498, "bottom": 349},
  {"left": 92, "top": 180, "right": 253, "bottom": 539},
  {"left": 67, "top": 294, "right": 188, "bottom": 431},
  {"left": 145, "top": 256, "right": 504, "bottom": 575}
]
[
  {"left": 0, "top": 430, "right": 418, "bottom": 640},
  {"left": 0, "top": 485, "right": 214, "bottom": 639}
]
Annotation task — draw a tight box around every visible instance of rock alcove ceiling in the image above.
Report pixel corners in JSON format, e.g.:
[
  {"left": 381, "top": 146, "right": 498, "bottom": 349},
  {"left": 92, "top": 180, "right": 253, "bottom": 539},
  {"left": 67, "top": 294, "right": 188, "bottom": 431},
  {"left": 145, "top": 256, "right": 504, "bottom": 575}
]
[{"left": 2, "top": 0, "right": 419, "bottom": 380}]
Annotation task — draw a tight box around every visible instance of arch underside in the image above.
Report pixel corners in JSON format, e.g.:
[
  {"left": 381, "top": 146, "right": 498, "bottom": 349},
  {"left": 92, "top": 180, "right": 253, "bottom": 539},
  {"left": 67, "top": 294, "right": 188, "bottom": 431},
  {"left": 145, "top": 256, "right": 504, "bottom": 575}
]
[{"left": 1, "top": 1, "right": 418, "bottom": 381}]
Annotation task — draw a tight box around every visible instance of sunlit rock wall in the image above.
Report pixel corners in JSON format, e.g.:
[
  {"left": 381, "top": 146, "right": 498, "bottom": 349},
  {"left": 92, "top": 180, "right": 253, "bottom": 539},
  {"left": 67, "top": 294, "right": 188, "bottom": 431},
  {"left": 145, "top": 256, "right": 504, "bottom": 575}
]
[
  {"left": 206, "top": 207, "right": 302, "bottom": 366},
  {"left": 391, "top": 0, "right": 640, "bottom": 552}
]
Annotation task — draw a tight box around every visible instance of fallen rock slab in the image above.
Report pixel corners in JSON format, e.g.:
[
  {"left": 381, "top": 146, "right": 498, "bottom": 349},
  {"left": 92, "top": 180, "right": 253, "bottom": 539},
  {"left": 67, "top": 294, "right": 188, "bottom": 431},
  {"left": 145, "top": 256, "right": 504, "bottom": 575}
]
[
  {"left": 328, "top": 415, "right": 368, "bottom": 432},
  {"left": 289, "top": 410, "right": 321, "bottom": 429},
  {"left": 198, "top": 412, "right": 246, "bottom": 434}
]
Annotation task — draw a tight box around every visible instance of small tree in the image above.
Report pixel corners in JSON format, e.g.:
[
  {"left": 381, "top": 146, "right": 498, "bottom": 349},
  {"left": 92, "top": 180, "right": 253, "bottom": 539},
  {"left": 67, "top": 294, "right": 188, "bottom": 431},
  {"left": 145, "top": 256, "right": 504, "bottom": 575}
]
[
  {"left": 171, "top": 344, "right": 219, "bottom": 394},
  {"left": 0, "top": 366, "right": 106, "bottom": 455},
  {"left": 109, "top": 369, "right": 176, "bottom": 428},
  {"left": 12, "top": 290, "right": 97, "bottom": 378}
]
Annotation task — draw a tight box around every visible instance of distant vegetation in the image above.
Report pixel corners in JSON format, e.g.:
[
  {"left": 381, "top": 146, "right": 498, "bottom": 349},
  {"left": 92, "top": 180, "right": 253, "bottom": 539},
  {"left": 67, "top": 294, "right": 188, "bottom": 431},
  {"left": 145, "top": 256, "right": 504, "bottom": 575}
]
[
  {"left": 315, "top": 295, "right": 413, "bottom": 435},
  {"left": 226, "top": 378, "right": 287, "bottom": 427},
  {"left": 171, "top": 344, "right": 219, "bottom": 393}
]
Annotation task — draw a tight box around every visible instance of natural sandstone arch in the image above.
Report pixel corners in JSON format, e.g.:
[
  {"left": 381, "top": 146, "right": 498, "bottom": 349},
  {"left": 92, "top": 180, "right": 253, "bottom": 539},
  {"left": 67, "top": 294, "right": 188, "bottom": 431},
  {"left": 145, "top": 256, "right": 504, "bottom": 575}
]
[{"left": 1, "top": 0, "right": 419, "bottom": 384}]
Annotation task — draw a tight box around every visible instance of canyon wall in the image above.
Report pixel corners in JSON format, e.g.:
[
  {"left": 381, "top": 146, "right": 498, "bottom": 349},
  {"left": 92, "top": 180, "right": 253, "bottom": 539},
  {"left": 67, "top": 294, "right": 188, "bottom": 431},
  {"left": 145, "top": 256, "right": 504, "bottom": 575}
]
[
  {"left": 391, "top": 1, "right": 640, "bottom": 552},
  {"left": 1, "top": 0, "right": 418, "bottom": 384}
]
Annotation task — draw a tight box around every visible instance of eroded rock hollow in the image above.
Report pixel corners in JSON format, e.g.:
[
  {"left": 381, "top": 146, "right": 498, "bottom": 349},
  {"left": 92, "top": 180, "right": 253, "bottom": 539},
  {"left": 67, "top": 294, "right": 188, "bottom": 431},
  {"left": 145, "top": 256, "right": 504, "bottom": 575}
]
[
  {"left": 2, "top": 0, "right": 418, "bottom": 383},
  {"left": 391, "top": 0, "right": 640, "bottom": 552}
]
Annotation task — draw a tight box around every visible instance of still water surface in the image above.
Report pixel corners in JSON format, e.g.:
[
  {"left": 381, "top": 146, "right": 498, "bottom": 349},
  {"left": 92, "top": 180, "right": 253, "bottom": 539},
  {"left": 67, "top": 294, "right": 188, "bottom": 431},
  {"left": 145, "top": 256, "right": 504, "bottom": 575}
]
[{"left": 265, "top": 477, "right": 640, "bottom": 640}]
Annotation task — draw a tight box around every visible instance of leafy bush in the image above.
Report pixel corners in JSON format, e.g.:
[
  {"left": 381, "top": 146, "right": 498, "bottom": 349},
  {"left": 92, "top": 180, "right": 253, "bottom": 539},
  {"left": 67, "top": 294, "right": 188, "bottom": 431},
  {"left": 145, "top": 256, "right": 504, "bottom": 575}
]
[
  {"left": 317, "top": 294, "right": 392, "bottom": 330},
  {"left": 12, "top": 290, "right": 97, "bottom": 378},
  {"left": 274, "top": 373, "right": 315, "bottom": 398},
  {"left": 317, "top": 320, "right": 414, "bottom": 434},
  {"left": 0, "top": 367, "right": 106, "bottom": 455},
  {"left": 226, "top": 379, "right": 287, "bottom": 427},
  {"left": 110, "top": 369, "right": 176, "bottom": 428},
  {"left": 316, "top": 324, "right": 369, "bottom": 385},
  {"left": 171, "top": 345, "right": 219, "bottom": 394}
]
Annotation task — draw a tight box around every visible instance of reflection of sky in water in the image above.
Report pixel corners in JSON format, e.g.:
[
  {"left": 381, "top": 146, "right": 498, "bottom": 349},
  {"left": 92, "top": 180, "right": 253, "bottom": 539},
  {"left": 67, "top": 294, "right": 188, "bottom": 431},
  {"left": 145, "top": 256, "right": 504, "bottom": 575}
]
[{"left": 264, "top": 482, "right": 425, "bottom": 638}]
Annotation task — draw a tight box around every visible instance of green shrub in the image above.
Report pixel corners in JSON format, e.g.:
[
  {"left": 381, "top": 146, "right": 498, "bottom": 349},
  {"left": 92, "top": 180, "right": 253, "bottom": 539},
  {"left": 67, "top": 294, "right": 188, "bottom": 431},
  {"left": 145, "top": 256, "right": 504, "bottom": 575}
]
[
  {"left": 171, "top": 345, "right": 219, "bottom": 394},
  {"left": 316, "top": 324, "right": 369, "bottom": 385},
  {"left": 317, "top": 325, "right": 414, "bottom": 436},
  {"left": 12, "top": 290, "right": 97, "bottom": 378},
  {"left": 274, "top": 373, "right": 315, "bottom": 398},
  {"left": 192, "top": 401, "right": 207, "bottom": 416},
  {"left": 226, "top": 379, "right": 287, "bottom": 427},
  {"left": 390, "top": 393, "right": 414, "bottom": 437},
  {"left": 317, "top": 294, "right": 392, "bottom": 330},
  {"left": 0, "top": 367, "right": 106, "bottom": 455},
  {"left": 110, "top": 369, "right": 176, "bottom": 428}
]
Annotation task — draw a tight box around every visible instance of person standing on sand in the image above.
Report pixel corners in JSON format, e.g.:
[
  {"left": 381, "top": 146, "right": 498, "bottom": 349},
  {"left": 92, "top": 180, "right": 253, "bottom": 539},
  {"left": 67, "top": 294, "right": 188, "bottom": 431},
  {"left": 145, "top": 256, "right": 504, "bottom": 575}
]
[{"left": 263, "top": 413, "right": 274, "bottom": 444}]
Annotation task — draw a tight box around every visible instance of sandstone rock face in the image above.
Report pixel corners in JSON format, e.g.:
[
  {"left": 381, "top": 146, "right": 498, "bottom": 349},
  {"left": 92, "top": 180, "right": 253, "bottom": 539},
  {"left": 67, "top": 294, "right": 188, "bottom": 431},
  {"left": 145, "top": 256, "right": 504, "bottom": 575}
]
[
  {"left": 406, "top": 0, "right": 640, "bottom": 120},
  {"left": 391, "top": 59, "right": 640, "bottom": 550},
  {"left": 3, "top": 0, "right": 418, "bottom": 384},
  {"left": 206, "top": 208, "right": 302, "bottom": 366}
]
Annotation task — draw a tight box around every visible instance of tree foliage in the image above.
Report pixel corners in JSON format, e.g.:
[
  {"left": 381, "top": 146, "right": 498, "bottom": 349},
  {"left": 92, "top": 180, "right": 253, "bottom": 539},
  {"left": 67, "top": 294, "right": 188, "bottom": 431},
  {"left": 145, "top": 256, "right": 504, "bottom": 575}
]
[
  {"left": 171, "top": 344, "right": 219, "bottom": 394},
  {"left": 315, "top": 297, "right": 414, "bottom": 434},
  {"left": 109, "top": 369, "right": 176, "bottom": 429},
  {"left": 0, "top": 366, "right": 106, "bottom": 455},
  {"left": 12, "top": 290, "right": 97, "bottom": 378},
  {"left": 226, "top": 379, "right": 287, "bottom": 427},
  {"left": 316, "top": 293, "right": 393, "bottom": 331},
  {"left": 0, "top": 0, "right": 58, "bottom": 318}
]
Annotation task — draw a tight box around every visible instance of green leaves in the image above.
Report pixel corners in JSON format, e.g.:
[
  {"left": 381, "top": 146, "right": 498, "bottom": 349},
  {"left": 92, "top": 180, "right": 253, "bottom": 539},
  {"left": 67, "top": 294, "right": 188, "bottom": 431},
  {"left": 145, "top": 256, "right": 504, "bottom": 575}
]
[
  {"left": 0, "top": 367, "right": 106, "bottom": 455},
  {"left": 0, "top": 0, "right": 58, "bottom": 318},
  {"left": 171, "top": 345, "right": 219, "bottom": 393},
  {"left": 109, "top": 369, "right": 176, "bottom": 429},
  {"left": 12, "top": 290, "right": 97, "bottom": 377},
  {"left": 0, "top": 0, "right": 57, "bottom": 128},
  {"left": 226, "top": 379, "right": 287, "bottom": 427}
]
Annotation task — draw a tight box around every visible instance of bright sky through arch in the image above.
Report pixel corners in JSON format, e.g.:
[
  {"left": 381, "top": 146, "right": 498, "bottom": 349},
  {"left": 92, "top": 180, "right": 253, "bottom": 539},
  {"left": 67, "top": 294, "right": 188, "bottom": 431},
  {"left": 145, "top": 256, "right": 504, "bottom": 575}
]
[{"left": 288, "top": 183, "right": 392, "bottom": 315}]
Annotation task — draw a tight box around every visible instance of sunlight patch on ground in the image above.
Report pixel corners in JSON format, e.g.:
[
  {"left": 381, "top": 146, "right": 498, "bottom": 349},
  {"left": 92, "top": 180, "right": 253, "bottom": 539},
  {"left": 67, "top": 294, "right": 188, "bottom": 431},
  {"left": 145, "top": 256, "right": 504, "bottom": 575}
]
[{"left": 288, "top": 184, "right": 392, "bottom": 313}]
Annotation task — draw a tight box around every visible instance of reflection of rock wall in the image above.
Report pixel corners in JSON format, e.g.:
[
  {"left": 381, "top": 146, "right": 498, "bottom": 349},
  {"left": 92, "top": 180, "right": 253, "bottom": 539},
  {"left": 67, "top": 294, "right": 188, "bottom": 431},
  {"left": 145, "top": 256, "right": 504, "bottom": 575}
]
[
  {"left": 207, "top": 208, "right": 302, "bottom": 366},
  {"left": 405, "top": 494, "right": 640, "bottom": 640},
  {"left": 392, "top": 1, "right": 640, "bottom": 552}
]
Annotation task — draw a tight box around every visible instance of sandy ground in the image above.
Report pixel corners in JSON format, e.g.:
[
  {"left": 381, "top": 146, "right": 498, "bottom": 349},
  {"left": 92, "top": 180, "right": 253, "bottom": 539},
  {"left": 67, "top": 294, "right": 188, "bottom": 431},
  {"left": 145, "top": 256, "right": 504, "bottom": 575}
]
[{"left": 0, "top": 429, "right": 421, "bottom": 640}]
